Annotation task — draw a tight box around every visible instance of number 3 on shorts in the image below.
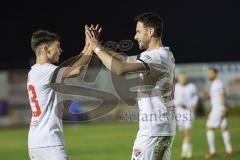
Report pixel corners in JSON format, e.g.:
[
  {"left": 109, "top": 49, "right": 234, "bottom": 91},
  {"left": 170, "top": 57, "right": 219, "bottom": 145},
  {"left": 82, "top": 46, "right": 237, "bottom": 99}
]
[{"left": 28, "top": 85, "right": 41, "bottom": 117}]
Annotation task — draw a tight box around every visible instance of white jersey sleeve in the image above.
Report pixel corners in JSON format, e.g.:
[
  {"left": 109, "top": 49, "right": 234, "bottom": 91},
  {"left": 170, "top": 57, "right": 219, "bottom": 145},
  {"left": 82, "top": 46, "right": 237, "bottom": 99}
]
[
  {"left": 137, "top": 50, "right": 171, "bottom": 76},
  {"left": 127, "top": 55, "right": 138, "bottom": 63}
]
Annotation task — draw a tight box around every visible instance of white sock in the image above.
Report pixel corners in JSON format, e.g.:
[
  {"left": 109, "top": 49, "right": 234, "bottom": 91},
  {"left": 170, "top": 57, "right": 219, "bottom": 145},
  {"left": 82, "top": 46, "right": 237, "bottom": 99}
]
[
  {"left": 187, "top": 143, "right": 192, "bottom": 158},
  {"left": 207, "top": 130, "right": 216, "bottom": 153},
  {"left": 182, "top": 142, "right": 188, "bottom": 156},
  {"left": 222, "top": 131, "right": 232, "bottom": 153},
  {"left": 182, "top": 142, "right": 191, "bottom": 156}
]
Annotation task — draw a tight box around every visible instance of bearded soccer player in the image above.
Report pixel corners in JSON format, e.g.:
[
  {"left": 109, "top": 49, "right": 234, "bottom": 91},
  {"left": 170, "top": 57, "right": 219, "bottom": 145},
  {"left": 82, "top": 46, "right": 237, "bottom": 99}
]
[{"left": 87, "top": 13, "right": 176, "bottom": 160}]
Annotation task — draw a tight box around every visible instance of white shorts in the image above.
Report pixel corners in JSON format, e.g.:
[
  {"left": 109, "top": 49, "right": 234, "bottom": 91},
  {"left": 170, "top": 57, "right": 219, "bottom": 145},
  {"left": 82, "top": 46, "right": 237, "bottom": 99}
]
[
  {"left": 176, "top": 107, "right": 194, "bottom": 130},
  {"left": 29, "top": 145, "right": 68, "bottom": 160},
  {"left": 207, "top": 111, "right": 227, "bottom": 129},
  {"left": 131, "top": 133, "right": 174, "bottom": 160}
]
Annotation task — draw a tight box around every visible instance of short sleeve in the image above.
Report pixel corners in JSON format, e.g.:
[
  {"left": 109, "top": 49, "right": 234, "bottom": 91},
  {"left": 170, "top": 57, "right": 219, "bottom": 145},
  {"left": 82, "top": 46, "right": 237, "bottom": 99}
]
[
  {"left": 126, "top": 56, "right": 138, "bottom": 63},
  {"left": 137, "top": 52, "right": 168, "bottom": 75},
  {"left": 41, "top": 64, "right": 58, "bottom": 85}
]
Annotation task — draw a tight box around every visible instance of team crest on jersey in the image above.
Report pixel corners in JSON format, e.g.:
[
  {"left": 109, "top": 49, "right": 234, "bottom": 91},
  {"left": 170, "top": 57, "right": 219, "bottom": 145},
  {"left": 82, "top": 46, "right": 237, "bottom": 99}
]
[
  {"left": 143, "top": 55, "right": 152, "bottom": 61},
  {"left": 134, "top": 149, "right": 142, "bottom": 157}
]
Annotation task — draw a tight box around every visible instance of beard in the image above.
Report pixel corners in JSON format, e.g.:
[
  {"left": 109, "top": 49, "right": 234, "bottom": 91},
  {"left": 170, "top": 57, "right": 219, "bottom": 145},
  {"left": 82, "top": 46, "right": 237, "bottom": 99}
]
[
  {"left": 138, "top": 39, "right": 149, "bottom": 50},
  {"left": 48, "top": 54, "right": 60, "bottom": 63},
  {"left": 54, "top": 56, "right": 60, "bottom": 63}
]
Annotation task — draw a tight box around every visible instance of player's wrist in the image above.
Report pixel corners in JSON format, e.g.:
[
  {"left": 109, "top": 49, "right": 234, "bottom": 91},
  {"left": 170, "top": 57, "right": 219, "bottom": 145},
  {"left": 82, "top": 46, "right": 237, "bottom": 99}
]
[{"left": 93, "top": 46, "right": 103, "bottom": 55}]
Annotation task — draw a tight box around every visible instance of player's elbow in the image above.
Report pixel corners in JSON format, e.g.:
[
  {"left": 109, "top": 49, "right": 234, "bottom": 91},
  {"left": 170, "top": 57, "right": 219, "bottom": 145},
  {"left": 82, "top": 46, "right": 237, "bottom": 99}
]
[
  {"left": 72, "top": 67, "right": 83, "bottom": 77},
  {"left": 64, "top": 67, "right": 81, "bottom": 78},
  {"left": 116, "top": 71, "right": 126, "bottom": 76},
  {"left": 72, "top": 69, "right": 81, "bottom": 77},
  {"left": 115, "top": 66, "right": 127, "bottom": 76}
]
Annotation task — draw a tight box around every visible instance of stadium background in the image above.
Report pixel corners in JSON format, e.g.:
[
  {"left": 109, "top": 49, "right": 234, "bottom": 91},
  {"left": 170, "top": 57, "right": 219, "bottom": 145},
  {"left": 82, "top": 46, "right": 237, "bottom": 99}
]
[{"left": 1, "top": 0, "right": 240, "bottom": 159}]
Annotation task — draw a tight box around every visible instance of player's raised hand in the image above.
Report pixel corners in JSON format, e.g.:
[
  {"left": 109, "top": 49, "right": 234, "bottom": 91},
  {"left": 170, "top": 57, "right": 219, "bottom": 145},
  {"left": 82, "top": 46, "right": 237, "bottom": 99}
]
[
  {"left": 84, "top": 24, "right": 102, "bottom": 48},
  {"left": 89, "top": 24, "right": 102, "bottom": 40},
  {"left": 86, "top": 25, "right": 102, "bottom": 50},
  {"left": 94, "top": 24, "right": 102, "bottom": 39},
  {"left": 85, "top": 25, "right": 91, "bottom": 46}
]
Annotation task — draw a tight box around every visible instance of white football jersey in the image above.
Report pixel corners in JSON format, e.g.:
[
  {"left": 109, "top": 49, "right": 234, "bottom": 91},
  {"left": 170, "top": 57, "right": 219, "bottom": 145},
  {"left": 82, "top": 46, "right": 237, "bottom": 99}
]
[
  {"left": 210, "top": 79, "right": 224, "bottom": 110},
  {"left": 136, "top": 47, "right": 176, "bottom": 136},
  {"left": 27, "top": 63, "right": 64, "bottom": 149},
  {"left": 174, "top": 83, "right": 198, "bottom": 109}
]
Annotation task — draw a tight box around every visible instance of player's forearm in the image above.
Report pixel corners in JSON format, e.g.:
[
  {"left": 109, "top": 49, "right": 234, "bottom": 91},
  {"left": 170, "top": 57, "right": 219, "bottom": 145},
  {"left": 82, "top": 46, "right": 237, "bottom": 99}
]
[
  {"left": 220, "top": 94, "right": 226, "bottom": 111},
  {"left": 105, "top": 49, "right": 127, "bottom": 62},
  {"left": 220, "top": 94, "right": 225, "bottom": 105},
  {"left": 81, "top": 42, "right": 92, "bottom": 55},
  {"left": 95, "top": 48, "right": 127, "bottom": 76},
  {"left": 62, "top": 46, "right": 93, "bottom": 78},
  {"left": 74, "top": 45, "right": 93, "bottom": 67}
]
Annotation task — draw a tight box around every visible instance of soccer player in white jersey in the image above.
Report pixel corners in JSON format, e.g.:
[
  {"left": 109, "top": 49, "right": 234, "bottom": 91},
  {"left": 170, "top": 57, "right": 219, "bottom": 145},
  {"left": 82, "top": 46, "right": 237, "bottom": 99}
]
[
  {"left": 174, "top": 72, "right": 198, "bottom": 159},
  {"left": 204, "top": 67, "right": 232, "bottom": 159},
  {"left": 27, "top": 25, "right": 101, "bottom": 160},
  {"left": 87, "top": 12, "right": 176, "bottom": 160}
]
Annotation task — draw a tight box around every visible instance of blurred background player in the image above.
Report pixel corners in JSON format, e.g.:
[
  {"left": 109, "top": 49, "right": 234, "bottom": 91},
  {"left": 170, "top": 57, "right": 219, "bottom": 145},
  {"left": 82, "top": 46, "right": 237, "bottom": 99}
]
[
  {"left": 174, "top": 72, "right": 198, "bottom": 159},
  {"left": 204, "top": 67, "right": 233, "bottom": 159},
  {"left": 27, "top": 25, "right": 101, "bottom": 160},
  {"left": 87, "top": 12, "right": 176, "bottom": 160}
]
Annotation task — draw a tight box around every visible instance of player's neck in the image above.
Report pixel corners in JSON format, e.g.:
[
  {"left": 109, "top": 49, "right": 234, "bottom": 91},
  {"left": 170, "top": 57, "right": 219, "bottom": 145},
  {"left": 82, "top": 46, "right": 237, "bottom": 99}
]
[
  {"left": 147, "top": 38, "right": 163, "bottom": 51},
  {"left": 180, "top": 82, "right": 187, "bottom": 86},
  {"left": 36, "top": 54, "right": 50, "bottom": 64},
  {"left": 210, "top": 78, "right": 217, "bottom": 82}
]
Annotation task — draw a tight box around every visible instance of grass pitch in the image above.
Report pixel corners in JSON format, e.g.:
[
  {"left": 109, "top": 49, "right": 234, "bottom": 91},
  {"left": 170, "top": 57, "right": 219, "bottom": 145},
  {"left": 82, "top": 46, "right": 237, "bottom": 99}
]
[{"left": 0, "top": 116, "right": 240, "bottom": 160}]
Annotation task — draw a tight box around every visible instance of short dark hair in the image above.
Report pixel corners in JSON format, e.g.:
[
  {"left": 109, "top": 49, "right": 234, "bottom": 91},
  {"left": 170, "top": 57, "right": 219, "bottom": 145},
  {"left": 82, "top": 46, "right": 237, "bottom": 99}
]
[
  {"left": 31, "top": 30, "right": 60, "bottom": 52},
  {"left": 135, "top": 12, "right": 163, "bottom": 38},
  {"left": 209, "top": 67, "right": 218, "bottom": 74}
]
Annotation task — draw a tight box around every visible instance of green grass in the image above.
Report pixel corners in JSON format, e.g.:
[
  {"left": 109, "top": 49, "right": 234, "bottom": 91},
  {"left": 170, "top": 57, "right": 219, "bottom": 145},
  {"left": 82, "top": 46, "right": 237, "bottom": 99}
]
[{"left": 0, "top": 117, "right": 240, "bottom": 160}]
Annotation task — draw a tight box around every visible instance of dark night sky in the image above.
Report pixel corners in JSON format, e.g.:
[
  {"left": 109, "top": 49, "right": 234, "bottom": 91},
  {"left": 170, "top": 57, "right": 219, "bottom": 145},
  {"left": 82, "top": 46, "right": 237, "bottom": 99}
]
[{"left": 1, "top": 0, "right": 240, "bottom": 70}]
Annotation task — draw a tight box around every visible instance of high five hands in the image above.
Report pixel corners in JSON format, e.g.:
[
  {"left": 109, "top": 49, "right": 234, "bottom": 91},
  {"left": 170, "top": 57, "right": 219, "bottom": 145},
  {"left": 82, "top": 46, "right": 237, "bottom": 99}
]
[{"left": 85, "top": 24, "right": 102, "bottom": 51}]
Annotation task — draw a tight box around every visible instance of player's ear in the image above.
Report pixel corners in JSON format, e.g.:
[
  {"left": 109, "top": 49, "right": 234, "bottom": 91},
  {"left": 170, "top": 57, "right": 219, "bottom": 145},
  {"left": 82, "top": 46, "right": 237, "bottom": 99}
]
[
  {"left": 43, "top": 45, "right": 50, "bottom": 54},
  {"left": 148, "top": 28, "right": 155, "bottom": 37},
  {"left": 42, "top": 45, "right": 47, "bottom": 52}
]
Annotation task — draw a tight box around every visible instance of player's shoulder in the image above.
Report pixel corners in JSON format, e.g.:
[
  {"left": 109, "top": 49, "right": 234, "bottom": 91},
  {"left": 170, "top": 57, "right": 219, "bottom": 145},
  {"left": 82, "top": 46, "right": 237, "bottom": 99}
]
[
  {"left": 42, "top": 63, "right": 57, "bottom": 69},
  {"left": 175, "top": 83, "right": 181, "bottom": 89},
  {"left": 187, "top": 83, "right": 196, "bottom": 88},
  {"left": 213, "top": 79, "right": 223, "bottom": 86},
  {"left": 175, "top": 82, "right": 180, "bottom": 86},
  {"left": 28, "top": 63, "right": 57, "bottom": 76},
  {"left": 216, "top": 79, "right": 223, "bottom": 83},
  {"left": 152, "top": 47, "right": 171, "bottom": 56},
  {"left": 36, "top": 63, "right": 57, "bottom": 71},
  {"left": 146, "top": 47, "right": 172, "bottom": 61}
]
